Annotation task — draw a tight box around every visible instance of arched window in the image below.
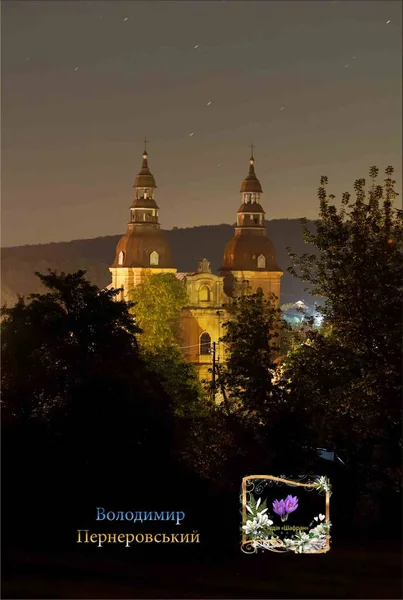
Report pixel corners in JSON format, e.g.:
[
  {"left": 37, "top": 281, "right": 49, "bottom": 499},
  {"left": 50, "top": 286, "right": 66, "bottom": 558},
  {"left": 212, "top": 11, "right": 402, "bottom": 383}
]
[
  {"left": 150, "top": 251, "right": 159, "bottom": 266},
  {"left": 257, "top": 254, "right": 266, "bottom": 268},
  {"left": 199, "top": 285, "right": 211, "bottom": 302},
  {"left": 118, "top": 251, "right": 124, "bottom": 265},
  {"left": 200, "top": 332, "right": 211, "bottom": 355},
  {"left": 256, "top": 287, "right": 263, "bottom": 295}
]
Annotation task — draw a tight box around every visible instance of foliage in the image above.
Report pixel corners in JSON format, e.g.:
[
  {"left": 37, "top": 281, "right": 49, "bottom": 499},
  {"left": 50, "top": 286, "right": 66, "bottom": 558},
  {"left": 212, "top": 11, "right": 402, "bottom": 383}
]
[
  {"left": 129, "top": 273, "right": 188, "bottom": 350},
  {"left": 0, "top": 270, "right": 175, "bottom": 476},
  {"left": 175, "top": 409, "right": 241, "bottom": 486},
  {"left": 1, "top": 270, "right": 141, "bottom": 420},
  {"left": 279, "top": 317, "right": 313, "bottom": 357},
  {"left": 218, "top": 290, "right": 284, "bottom": 424},
  {"left": 283, "top": 167, "right": 403, "bottom": 516},
  {"left": 245, "top": 493, "right": 268, "bottom": 521},
  {"left": 141, "top": 343, "right": 211, "bottom": 419},
  {"left": 288, "top": 166, "right": 402, "bottom": 361}
]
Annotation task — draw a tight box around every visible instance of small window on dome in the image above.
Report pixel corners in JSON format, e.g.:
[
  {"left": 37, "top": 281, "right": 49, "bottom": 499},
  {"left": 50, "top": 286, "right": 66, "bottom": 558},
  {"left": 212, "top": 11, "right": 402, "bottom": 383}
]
[
  {"left": 118, "top": 251, "right": 124, "bottom": 265},
  {"left": 257, "top": 254, "right": 266, "bottom": 268},
  {"left": 150, "top": 251, "right": 159, "bottom": 266}
]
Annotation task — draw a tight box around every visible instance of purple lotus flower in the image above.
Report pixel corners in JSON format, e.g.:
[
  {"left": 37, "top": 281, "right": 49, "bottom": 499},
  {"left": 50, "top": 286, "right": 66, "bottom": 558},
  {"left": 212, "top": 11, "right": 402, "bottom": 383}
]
[{"left": 273, "top": 495, "right": 299, "bottom": 522}]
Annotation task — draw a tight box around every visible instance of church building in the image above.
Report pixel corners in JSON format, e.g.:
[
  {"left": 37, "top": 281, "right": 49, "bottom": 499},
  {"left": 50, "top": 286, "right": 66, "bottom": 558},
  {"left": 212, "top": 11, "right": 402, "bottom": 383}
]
[{"left": 109, "top": 144, "right": 282, "bottom": 379}]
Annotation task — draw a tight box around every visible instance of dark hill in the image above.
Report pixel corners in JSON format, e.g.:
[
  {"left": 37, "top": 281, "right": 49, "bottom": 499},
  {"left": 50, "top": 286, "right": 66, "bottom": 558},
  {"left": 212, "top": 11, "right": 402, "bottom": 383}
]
[{"left": 1, "top": 219, "right": 316, "bottom": 305}]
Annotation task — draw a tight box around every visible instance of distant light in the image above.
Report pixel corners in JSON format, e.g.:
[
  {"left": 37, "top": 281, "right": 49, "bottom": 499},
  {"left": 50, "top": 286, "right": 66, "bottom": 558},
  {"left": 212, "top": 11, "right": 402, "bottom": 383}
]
[
  {"left": 207, "top": 101, "right": 212, "bottom": 106},
  {"left": 189, "top": 132, "right": 194, "bottom": 137},
  {"left": 194, "top": 45, "right": 199, "bottom": 49},
  {"left": 124, "top": 17, "right": 129, "bottom": 21},
  {"left": 386, "top": 20, "right": 391, "bottom": 24},
  {"left": 314, "top": 313, "right": 324, "bottom": 326}
]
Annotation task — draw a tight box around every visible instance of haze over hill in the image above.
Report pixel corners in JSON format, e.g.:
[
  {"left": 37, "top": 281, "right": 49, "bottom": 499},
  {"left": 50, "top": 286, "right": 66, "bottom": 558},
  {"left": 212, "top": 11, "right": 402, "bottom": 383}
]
[{"left": 1, "top": 219, "right": 316, "bottom": 306}]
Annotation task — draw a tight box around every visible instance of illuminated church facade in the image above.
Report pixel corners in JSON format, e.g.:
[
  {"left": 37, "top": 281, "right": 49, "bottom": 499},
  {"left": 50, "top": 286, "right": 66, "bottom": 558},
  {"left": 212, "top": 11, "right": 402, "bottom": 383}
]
[{"left": 109, "top": 145, "right": 282, "bottom": 379}]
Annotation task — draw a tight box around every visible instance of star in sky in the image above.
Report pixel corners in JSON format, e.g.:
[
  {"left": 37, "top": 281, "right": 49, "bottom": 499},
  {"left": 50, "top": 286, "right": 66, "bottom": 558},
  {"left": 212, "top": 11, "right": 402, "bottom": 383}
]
[{"left": 2, "top": 0, "right": 401, "bottom": 247}]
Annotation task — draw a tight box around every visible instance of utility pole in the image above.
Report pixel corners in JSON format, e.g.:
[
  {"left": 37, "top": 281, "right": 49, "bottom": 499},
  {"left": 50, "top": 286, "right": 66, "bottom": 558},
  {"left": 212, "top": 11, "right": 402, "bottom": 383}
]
[
  {"left": 215, "top": 363, "right": 229, "bottom": 411},
  {"left": 211, "top": 341, "right": 216, "bottom": 401}
]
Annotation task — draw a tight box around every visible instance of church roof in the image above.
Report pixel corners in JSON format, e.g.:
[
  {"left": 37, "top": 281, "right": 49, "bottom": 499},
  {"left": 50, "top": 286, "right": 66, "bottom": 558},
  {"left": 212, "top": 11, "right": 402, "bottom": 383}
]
[
  {"left": 221, "top": 233, "right": 281, "bottom": 271},
  {"left": 134, "top": 151, "right": 157, "bottom": 189},
  {"left": 238, "top": 202, "right": 265, "bottom": 213},
  {"left": 175, "top": 273, "right": 189, "bottom": 281},
  {"left": 112, "top": 225, "right": 174, "bottom": 268},
  {"left": 240, "top": 156, "right": 263, "bottom": 194},
  {"left": 131, "top": 196, "right": 159, "bottom": 209}
]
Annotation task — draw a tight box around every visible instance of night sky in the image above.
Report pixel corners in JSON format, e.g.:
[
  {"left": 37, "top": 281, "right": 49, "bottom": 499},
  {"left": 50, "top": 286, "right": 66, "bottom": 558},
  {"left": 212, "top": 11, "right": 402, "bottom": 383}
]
[{"left": 2, "top": 0, "right": 401, "bottom": 247}]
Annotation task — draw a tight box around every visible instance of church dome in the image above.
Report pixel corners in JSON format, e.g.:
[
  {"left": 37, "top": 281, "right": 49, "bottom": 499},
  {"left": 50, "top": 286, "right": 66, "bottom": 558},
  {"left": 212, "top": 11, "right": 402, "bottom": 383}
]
[
  {"left": 112, "top": 224, "right": 174, "bottom": 268},
  {"left": 221, "top": 233, "right": 280, "bottom": 271}
]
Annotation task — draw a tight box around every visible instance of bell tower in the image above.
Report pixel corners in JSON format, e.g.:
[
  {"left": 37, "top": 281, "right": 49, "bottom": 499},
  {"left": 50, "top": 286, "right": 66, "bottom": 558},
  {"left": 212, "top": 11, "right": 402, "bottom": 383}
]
[
  {"left": 109, "top": 141, "right": 177, "bottom": 300},
  {"left": 219, "top": 147, "right": 282, "bottom": 302}
]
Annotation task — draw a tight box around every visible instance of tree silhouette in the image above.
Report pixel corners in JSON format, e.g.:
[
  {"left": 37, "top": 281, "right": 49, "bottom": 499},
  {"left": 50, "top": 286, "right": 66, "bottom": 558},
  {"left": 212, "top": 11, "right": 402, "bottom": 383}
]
[{"left": 283, "top": 167, "right": 402, "bottom": 523}]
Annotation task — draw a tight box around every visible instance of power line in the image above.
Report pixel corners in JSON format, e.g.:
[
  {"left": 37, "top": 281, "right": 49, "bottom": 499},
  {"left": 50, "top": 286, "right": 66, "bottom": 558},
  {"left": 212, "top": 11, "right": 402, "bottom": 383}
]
[{"left": 178, "top": 342, "right": 221, "bottom": 350}]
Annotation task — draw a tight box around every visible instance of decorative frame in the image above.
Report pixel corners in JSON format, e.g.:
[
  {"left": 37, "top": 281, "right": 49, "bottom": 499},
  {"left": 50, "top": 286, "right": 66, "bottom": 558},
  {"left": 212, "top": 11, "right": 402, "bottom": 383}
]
[{"left": 240, "top": 475, "right": 332, "bottom": 554}]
